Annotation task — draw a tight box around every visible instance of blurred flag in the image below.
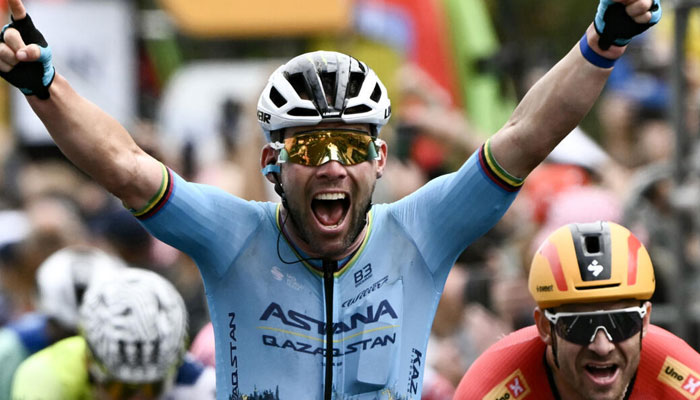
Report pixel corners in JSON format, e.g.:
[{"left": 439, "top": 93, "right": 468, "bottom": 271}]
[
  {"left": 354, "top": 0, "right": 459, "bottom": 106},
  {"left": 442, "top": 0, "right": 515, "bottom": 136}
]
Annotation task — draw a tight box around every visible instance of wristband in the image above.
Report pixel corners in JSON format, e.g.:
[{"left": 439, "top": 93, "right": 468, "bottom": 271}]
[{"left": 579, "top": 34, "right": 617, "bottom": 69}]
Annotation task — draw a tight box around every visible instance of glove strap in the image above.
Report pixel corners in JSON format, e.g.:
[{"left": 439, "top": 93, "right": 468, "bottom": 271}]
[{"left": 579, "top": 34, "right": 617, "bottom": 69}]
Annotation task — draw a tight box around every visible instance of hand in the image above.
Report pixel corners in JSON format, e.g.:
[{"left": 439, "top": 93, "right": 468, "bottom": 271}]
[
  {"left": 594, "top": 0, "right": 662, "bottom": 50},
  {"left": 0, "top": 0, "right": 55, "bottom": 99}
]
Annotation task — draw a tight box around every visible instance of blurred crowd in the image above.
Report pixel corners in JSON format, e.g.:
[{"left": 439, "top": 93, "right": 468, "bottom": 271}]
[{"left": 0, "top": 4, "right": 699, "bottom": 400}]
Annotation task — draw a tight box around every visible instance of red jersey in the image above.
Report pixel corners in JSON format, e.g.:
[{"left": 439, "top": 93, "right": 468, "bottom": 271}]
[{"left": 454, "top": 324, "right": 700, "bottom": 399}]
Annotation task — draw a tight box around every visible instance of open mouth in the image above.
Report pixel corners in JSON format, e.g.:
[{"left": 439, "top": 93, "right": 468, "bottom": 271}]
[
  {"left": 584, "top": 363, "right": 619, "bottom": 385},
  {"left": 311, "top": 192, "right": 350, "bottom": 228}
]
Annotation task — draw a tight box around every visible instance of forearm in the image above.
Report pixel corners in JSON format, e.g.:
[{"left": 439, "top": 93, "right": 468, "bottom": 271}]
[
  {"left": 26, "top": 74, "right": 162, "bottom": 209},
  {"left": 490, "top": 25, "right": 623, "bottom": 178}
]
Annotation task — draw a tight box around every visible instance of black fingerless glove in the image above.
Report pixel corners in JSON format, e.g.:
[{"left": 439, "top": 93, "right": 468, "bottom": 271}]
[
  {"left": 0, "top": 14, "right": 55, "bottom": 99},
  {"left": 594, "top": 0, "right": 662, "bottom": 50}
]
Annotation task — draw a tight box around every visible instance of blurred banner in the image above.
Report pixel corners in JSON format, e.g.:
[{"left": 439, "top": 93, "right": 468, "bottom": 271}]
[
  {"left": 352, "top": 0, "right": 514, "bottom": 136},
  {"left": 156, "top": 60, "right": 279, "bottom": 166},
  {"left": 12, "top": 0, "right": 136, "bottom": 144},
  {"left": 156, "top": 0, "right": 352, "bottom": 37},
  {"left": 354, "top": 0, "right": 458, "bottom": 106},
  {"left": 443, "top": 0, "right": 514, "bottom": 136}
]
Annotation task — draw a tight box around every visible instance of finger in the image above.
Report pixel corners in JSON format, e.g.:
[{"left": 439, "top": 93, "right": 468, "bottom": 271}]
[
  {"left": 0, "top": 58, "right": 13, "bottom": 72},
  {"left": 17, "top": 43, "right": 40, "bottom": 62},
  {"left": 631, "top": 11, "right": 652, "bottom": 24},
  {"left": 2, "top": 28, "right": 26, "bottom": 52},
  {"left": 0, "top": 43, "right": 19, "bottom": 68},
  {"left": 8, "top": 0, "right": 27, "bottom": 20},
  {"left": 626, "top": 0, "right": 653, "bottom": 19}
]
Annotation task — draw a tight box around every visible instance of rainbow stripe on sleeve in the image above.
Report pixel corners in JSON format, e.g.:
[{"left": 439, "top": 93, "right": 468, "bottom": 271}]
[
  {"left": 130, "top": 163, "right": 174, "bottom": 220},
  {"left": 477, "top": 139, "right": 524, "bottom": 192}
]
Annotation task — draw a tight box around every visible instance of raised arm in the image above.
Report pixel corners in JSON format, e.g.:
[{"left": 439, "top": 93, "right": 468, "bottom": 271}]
[
  {"left": 489, "top": 0, "right": 661, "bottom": 178},
  {"left": 0, "top": 0, "right": 162, "bottom": 210}
]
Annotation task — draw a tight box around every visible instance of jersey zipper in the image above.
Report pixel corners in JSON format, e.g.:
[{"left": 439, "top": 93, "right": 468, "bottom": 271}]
[{"left": 323, "top": 260, "right": 337, "bottom": 400}]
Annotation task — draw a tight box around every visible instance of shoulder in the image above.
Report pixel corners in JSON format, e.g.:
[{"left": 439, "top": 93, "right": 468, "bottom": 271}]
[
  {"left": 642, "top": 325, "right": 700, "bottom": 366},
  {"left": 12, "top": 337, "right": 88, "bottom": 398},
  {"left": 455, "top": 326, "right": 554, "bottom": 400},
  {"left": 16, "top": 336, "right": 86, "bottom": 373},
  {"left": 143, "top": 167, "right": 271, "bottom": 220},
  {"left": 631, "top": 325, "right": 700, "bottom": 399}
]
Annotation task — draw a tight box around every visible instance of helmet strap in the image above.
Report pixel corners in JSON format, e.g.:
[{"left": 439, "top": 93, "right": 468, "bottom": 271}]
[
  {"left": 370, "top": 124, "right": 378, "bottom": 138},
  {"left": 550, "top": 321, "right": 561, "bottom": 369},
  {"left": 271, "top": 172, "right": 289, "bottom": 211},
  {"left": 639, "top": 300, "right": 645, "bottom": 352}
]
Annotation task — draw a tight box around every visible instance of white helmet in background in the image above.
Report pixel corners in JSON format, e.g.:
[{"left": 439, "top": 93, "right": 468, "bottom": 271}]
[
  {"left": 80, "top": 268, "right": 188, "bottom": 383},
  {"left": 36, "top": 246, "right": 127, "bottom": 329},
  {"left": 257, "top": 50, "right": 391, "bottom": 141}
]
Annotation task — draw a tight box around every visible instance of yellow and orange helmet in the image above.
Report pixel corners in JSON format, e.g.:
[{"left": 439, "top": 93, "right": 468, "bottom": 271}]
[{"left": 529, "top": 221, "right": 655, "bottom": 309}]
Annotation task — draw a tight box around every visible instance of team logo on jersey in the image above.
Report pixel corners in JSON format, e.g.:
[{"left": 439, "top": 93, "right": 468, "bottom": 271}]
[
  {"left": 482, "top": 369, "right": 531, "bottom": 400},
  {"left": 658, "top": 356, "right": 700, "bottom": 399}
]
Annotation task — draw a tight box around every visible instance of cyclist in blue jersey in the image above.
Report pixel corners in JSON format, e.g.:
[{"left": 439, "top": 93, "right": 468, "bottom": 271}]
[{"left": 0, "top": 0, "right": 661, "bottom": 398}]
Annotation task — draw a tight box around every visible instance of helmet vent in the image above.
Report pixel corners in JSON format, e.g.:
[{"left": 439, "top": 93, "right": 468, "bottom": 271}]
[
  {"left": 370, "top": 83, "right": 382, "bottom": 102},
  {"left": 288, "top": 107, "right": 320, "bottom": 117},
  {"left": 344, "top": 105, "right": 372, "bottom": 115},
  {"left": 320, "top": 72, "right": 337, "bottom": 106},
  {"left": 584, "top": 236, "right": 601, "bottom": 254},
  {"left": 118, "top": 339, "right": 127, "bottom": 362},
  {"left": 575, "top": 283, "right": 620, "bottom": 290},
  {"left": 286, "top": 73, "right": 310, "bottom": 100},
  {"left": 151, "top": 340, "right": 160, "bottom": 363},
  {"left": 74, "top": 283, "right": 87, "bottom": 305},
  {"left": 347, "top": 72, "right": 365, "bottom": 98},
  {"left": 269, "top": 86, "right": 287, "bottom": 108}
]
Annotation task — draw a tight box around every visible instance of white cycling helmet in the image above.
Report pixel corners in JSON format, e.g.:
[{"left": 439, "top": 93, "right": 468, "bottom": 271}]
[
  {"left": 36, "top": 246, "right": 127, "bottom": 329},
  {"left": 80, "top": 268, "right": 188, "bottom": 384},
  {"left": 257, "top": 50, "right": 392, "bottom": 141}
]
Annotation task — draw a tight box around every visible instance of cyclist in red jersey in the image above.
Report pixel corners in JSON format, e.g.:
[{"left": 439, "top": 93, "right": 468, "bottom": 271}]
[{"left": 454, "top": 221, "right": 700, "bottom": 400}]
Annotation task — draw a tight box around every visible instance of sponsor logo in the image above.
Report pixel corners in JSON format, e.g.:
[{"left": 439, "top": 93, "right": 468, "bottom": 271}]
[
  {"left": 536, "top": 285, "right": 553, "bottom": 293},
  {"left": 684, "top": 375, "right": 700, "bottom": 396},
  {"left": 228, "top": 312, "right": 239, "bottom": 400},
  {"left": 482, "top": 369, "right": 531, "bottom": 400},
  {"left": 270, "top": 266, "right": 303, "bottom": 290},
  {"left": 257, "top": 110, "right": 271, "bottom": 124},
  {"left": 658, "top": 356, "right": 700, "bottom": 399},
  {"left": 343, "top": 276, "right": 389, "bottom": 307},
  {"left": 262, "top": 332, "right": 396, "bottom": 357},
  {"left": 354, "top": 263, "right": 373, "bottom": 287},
  {"left": 260, "top": 299, "right": 398, "bottom": 335},
  {"left": 587, "top": 260, "right": 604, "bottom": 277},
  {"left": 271, "top": 266, "right": 284, "bottom": 281},
  {"left": 407, "top": 348, "right": 422, "bottom": 395}
]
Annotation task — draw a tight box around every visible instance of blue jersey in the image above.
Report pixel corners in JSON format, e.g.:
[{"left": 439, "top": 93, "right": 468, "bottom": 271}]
[{"left": 137, "top": 146, "right": 519, "bottom": 399}]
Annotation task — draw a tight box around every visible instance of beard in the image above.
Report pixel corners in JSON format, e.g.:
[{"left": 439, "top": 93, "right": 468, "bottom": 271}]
[{"left": 286, "top": 183, "right": 375, "bottom": 259}]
